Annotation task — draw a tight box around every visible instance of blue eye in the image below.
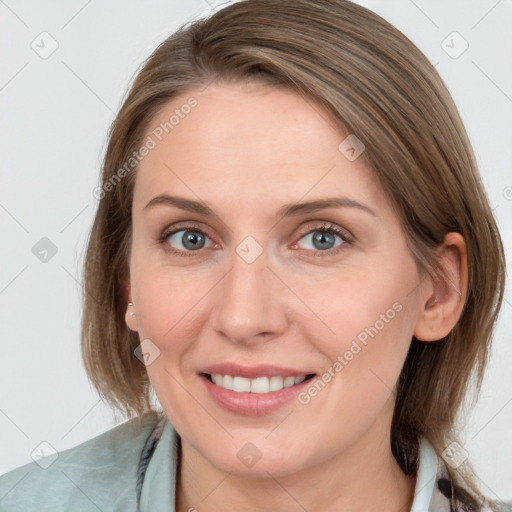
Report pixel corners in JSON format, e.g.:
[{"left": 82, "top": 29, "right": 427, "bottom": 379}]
[
  {"left": 157, "top": 222, "right": 353, "bottom": 257},
  {"left": 297, "top": 227, "right": 346, "bottom": 252},
  {"left": 162, "top": 228, "right": 214, "bottom": 253}
]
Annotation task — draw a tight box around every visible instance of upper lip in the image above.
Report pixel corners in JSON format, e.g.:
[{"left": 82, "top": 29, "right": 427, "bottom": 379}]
[{"left": 200, "top": 363, "right": 315, "bottom": 379}]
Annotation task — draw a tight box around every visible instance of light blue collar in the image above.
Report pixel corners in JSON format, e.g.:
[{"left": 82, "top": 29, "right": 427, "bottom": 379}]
[{"left": 139, "top": 416, "right": 179, "bottom": 512}]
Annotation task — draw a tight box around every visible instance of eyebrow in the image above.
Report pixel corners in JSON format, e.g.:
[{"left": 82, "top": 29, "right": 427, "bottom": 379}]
[{"left": 143, "top": 194, "right": 377, "bottom": 219}]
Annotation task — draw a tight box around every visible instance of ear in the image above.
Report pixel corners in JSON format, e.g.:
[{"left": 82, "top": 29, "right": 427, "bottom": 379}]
[
  {"left": 413, "top": 232, "right": 468, "bottom": 342},
  {"left": 124, "top": 277, "right": 139, "bottom": 333}
]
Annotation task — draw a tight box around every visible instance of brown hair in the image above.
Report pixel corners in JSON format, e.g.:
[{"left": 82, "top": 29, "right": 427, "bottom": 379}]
[{"left": 81, "top": 0, "right": 506, "bottom": 506}]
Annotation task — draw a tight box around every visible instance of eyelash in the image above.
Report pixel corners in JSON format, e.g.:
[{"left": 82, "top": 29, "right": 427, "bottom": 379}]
[{"left": 156, "top": 221, "right": 354, "bottom": 258}]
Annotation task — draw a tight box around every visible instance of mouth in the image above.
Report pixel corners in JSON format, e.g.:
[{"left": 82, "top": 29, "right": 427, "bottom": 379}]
[
  {"left": 202, "top": 373, "right": 316, "bottom": 393},
  {"left": 198, "top": 363, "right": 317, "bottom": 415}
]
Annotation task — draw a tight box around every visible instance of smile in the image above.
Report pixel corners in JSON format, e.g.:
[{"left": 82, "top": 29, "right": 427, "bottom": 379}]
[{"left": 207, "top": 374, "right": 310, "bottom": 393}]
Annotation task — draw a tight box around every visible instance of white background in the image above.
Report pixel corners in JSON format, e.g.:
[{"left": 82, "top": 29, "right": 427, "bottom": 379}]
[{"left": 1, "top": 0, "right": 511, "bottom": 502}]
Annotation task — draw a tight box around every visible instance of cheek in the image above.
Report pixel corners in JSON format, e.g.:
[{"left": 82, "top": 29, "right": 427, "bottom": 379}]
[
  {"left": 131, "top": 269, "right": 207, "bottom": 422},
  {"left": 294, "top": 276, "right": 417, "bottom": 440},
  {"left": 130, "top": 253, "right": 209, "bottom": 341},
  {"left": 300, "top": 267, "right": 418, "bottom": 386}
]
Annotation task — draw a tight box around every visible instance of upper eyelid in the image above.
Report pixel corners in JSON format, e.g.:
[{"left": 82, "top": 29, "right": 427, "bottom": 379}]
[
  {"left": 161, "top": 221, "right": 212, "bottom": 238},
  {"left": 296, "top": 222, "right": 351, "bottom": 237}
]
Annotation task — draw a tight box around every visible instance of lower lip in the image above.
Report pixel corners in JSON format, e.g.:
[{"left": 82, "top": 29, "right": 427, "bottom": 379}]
[{"left": 200, "top": 374, "right": 313, "bottom": 416}]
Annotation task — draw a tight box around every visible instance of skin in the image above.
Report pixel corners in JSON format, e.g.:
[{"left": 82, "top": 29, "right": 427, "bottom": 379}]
[{"left": 125, "top": 81, "right": 467, "bottom": 512}]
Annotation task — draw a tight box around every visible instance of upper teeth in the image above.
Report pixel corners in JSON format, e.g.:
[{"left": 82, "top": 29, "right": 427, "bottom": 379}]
[{"left": 210, "top": 374, "right": 307, "bottom": 393}]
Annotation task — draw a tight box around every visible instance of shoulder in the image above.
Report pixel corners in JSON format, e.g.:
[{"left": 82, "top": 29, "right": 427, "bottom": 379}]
[{"left": 0, "top": 410, "right": 164, "bottom": 512}]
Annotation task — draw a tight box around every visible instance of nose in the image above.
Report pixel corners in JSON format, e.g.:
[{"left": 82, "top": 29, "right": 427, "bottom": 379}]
[{"left": 209, "top": 243, "right": 289, "bottom": 346}]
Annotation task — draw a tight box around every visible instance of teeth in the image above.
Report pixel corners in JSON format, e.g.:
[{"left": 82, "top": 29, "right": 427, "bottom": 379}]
[
  {"left": 251, "top": 377, "right": 269, "bottom": 393},
  {"left": 223, "top": 374, "right": 233, "bottom": 391},
  {"left": 232, "top": 376, "right": 251, "bottom": 392},
  {"left": 284, "top": 376, "right": 295, "bottom": 388},
  {"left": 269, "top": 376, "right": 284, "bottom": 392},
  {"left": 209, "top": 374, "right": 308, "bottom": 393}
]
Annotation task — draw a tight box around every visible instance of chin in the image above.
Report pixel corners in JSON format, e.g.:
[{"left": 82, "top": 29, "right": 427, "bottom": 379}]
[{"left": 203, "top": 444, "right": 309, "bottom": 479}]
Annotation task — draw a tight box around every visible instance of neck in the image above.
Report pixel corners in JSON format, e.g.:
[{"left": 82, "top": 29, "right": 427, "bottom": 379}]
[{"left": 175, "top": 423, "right": 417, "bottom": 512}]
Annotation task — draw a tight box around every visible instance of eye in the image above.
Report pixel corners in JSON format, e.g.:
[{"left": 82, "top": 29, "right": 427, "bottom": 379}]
[
  {"left": 294, "top": 223, "right": 353, "bottom": 256},
  {"left": 157, "top": 221, "right": 353, "bottom": 258},
  {"left": 158, "top": 224, "right": 215, "bottom": 256}
]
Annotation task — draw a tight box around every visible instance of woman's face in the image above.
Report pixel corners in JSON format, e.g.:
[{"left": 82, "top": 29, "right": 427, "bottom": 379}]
[{"left": 127, "top": 81, "right": 433, "bottom": 477}]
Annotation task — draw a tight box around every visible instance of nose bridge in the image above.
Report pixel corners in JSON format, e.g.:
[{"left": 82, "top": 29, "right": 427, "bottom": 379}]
[{"left": 211, "top": 237, "right": 287, "bottom": 343}]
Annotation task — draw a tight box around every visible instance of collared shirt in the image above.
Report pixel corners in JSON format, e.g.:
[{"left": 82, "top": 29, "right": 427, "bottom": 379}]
[{"left": 0, "top": 410, "right": 510, "bottom": 511}]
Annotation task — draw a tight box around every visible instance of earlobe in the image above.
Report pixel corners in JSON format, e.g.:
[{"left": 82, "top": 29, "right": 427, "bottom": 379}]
[
  {"left": 413, "top": 232, "right": 468, "bottom": 342},
  {"left": 125, "top": 278, "right": 138, "bottom": 332},
  {"left": 124, "top": 302, "right": 138, "bottom": 331},
  {"left": 125, "top": 301, "right": 139, "bottom": 332}
]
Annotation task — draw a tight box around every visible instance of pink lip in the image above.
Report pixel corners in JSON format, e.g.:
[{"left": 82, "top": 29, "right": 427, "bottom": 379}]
[
  {"left": 200, "top": 363, "right": 313, "bottom": 379},
  {"left": 198, "top": 364, "right": 315, "bottom": 416}
]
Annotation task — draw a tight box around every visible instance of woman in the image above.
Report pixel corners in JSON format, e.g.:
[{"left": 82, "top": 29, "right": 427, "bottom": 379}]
[{"left": 0, "top": 0, "right": 509, "bottom": 510}]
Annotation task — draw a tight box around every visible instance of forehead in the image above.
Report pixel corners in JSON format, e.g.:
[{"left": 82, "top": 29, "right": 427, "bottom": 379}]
[{"left": 133, "top": 82, "right": 388, "bottom": 217}]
